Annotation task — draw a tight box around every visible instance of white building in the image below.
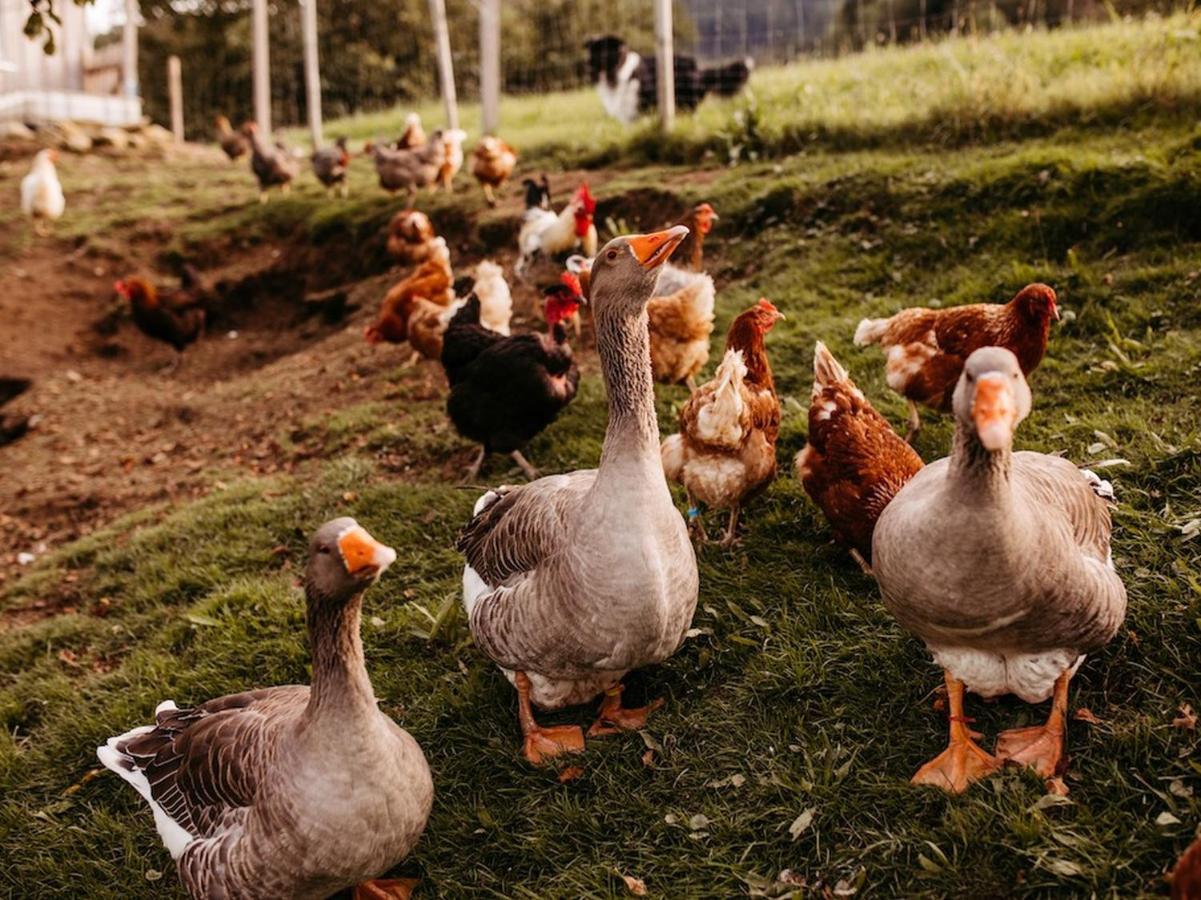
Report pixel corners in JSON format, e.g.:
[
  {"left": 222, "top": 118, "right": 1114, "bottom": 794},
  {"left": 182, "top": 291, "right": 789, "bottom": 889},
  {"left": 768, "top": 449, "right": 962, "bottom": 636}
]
[{"left": 0, "top": 0, "right": 140, "bottom": 126}]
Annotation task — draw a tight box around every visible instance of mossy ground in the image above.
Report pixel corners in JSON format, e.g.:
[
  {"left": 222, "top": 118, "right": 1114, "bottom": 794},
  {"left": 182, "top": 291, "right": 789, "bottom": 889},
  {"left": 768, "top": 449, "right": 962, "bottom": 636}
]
[{"left": 2, "top": 14, "right": 1201, "bottom": 898}]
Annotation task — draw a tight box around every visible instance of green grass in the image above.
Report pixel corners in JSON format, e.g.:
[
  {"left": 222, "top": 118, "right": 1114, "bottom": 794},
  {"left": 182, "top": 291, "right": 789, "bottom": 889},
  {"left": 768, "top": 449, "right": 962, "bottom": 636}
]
[{"left": 4, "top": 13, "right": 1201, "bottom": 898}]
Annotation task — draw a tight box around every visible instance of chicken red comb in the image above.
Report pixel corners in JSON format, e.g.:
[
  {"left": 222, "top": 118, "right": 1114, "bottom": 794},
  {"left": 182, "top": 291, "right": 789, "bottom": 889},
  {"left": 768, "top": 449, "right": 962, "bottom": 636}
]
[
  {"left": 559, "top": 271, "right": 582, "bottom": 296},
  {"left": 574, "top": 183, "right": 596, "bottom": 215}
]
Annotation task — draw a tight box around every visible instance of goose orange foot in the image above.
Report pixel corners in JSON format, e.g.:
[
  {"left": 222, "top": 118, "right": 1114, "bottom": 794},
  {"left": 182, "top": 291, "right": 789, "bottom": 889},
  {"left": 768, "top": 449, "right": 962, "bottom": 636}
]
[
  {"left": 515, "top": 671, "right": 585, "bottom": 766},
  {"left": 995, "top": 670, "right": 1070, "bottom": 779},
  {"left": 353, "top": 877, "right": 420, "bottom": 900},
  {"left": 912, "top": 672, "right": 1002, "bottom": 793},
  {"left": 587, "top": 684, "right": 665, "bottom": 737}
]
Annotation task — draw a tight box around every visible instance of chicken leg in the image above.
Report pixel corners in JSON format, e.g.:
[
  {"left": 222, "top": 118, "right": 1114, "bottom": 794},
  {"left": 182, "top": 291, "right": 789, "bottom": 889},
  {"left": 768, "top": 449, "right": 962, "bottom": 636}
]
[
  {"left": 904, "top": 400, "right": 922, "bottom": 445},
  {"left": 995, "top": 669, "right": 1070, "bottom": 779},
  {"left": 354, "top": 877, "right": 420, "bottom": 899},
  {"left": 516, "top": 672, "right": 584, "bottom": 765},
  {"left": 510, "top": 450, "right": 538, "bottom": 480},
  {"left": 912, "top": 672, "right": 1001, "bottom": 793},
  {"left": 462, "top": 446, "right": 487, "bottom": 484},
  {"left": 586, "top": 683, "right": 665, "bottom": 737},
  {"left": 717, "top": 505, "right": 741, "bottom": 548},
  {"left": 483, "top": 184, "right": 496, "bottom": 207}
]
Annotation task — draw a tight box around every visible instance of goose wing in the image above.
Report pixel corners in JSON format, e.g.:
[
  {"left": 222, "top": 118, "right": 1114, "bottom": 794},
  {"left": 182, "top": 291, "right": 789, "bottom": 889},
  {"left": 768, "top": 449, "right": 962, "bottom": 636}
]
[{"left": 1013, "top": 452, "right": 1113, "bottom": 563}]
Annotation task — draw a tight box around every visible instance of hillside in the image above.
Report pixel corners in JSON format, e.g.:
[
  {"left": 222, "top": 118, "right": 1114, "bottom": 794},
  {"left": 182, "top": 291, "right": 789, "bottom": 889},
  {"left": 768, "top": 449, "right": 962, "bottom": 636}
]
[{"left": 1, "top": 15, "right": 1200, "bottom": 898}]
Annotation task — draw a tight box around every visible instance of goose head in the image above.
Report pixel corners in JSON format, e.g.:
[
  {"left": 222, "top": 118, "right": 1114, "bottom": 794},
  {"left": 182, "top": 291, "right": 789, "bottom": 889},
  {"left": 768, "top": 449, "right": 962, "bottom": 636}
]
[
  {"left": 953, "top": 347, "right": 1032, "bottom": 452},
  {"left": 588, "top": 226, "right": 688, "bottom": 316},
  {"left": 304, "top": 517, "right": 397, "bottom": 606}
]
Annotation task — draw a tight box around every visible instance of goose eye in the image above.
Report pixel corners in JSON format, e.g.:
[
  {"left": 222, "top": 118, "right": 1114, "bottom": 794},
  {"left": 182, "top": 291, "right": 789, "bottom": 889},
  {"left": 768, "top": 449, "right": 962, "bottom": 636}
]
[
  {"left": 318, "top": 545, "right": 331, "bottom": 555},
  {"left": 966, "top": 373, "right": 974, "bottom": 383},
  {"left": 606, "top": 250, "right": 618, "bottom": 261}
]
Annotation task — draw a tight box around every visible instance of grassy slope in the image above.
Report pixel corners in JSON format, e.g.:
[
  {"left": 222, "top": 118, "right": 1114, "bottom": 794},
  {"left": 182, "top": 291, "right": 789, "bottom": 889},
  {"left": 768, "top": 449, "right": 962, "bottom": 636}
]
[{"left": 3, "top": 15, "right": 1201, "bottom": 898}]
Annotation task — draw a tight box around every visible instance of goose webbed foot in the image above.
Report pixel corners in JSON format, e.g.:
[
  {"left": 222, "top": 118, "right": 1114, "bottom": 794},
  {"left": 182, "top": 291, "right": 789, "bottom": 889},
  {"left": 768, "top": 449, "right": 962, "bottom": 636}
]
[
  {"left": 586, "top": 683, "right": 665, "bottom": 737},
  {"left": 516, "top": 672, "right": 584, "bottom": 766},
  {"left": 995, "top": 670, "right": 1070, "bottom": 780},
  {"left": 353, "top": 877, "right": 420, "bottom": 900},
  {"left": 912, "top": 672, "right": 1001, "bottom": 793}
]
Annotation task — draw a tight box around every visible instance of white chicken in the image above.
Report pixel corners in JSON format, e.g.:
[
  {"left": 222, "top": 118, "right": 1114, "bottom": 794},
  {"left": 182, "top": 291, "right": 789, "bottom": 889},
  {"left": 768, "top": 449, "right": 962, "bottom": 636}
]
[
  {"left": 438, "top": 128, "right": 469, "bottom": 191},
  {"left": 471, "top": 260, "right": 513, "bottom": 335},
  {"left": 21, "top": 149, "right": 65, "bottom": 236},
  {"left": 515, "top": 183, "right": 598, "bottom": 278}
]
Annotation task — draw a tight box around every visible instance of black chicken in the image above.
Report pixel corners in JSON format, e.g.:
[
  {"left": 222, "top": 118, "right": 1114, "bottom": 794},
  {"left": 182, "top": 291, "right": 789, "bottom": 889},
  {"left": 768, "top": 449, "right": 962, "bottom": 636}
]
[{"left": 441, "top": 282, "right": 583, "bottom": 481}]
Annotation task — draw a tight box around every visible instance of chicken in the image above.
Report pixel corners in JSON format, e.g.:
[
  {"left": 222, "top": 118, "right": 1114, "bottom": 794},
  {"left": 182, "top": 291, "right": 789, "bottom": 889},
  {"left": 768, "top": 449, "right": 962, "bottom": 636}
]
[
  {"left": 21, "top": 149, "right": 65, "bottom": 236},
  {"left": 386, "top": 209, "right": 437, "bottom": 264},
  {"left": 214, "top": 115, "right": 248, "bottom": 160},
  {"left": 311, "top": 136, "right": 351, "bottom": 198},
  {"left": 405, "top": 296, "right": 465, "bottom": 363},
  {"left": 472, "top": 260, "right": 513, "bottom": 336},
  {"left": 668, "top": 202, "right": 718, "bottom": 271},
  {"left": 1173, "top": 836, "right": 1201, "bottom": 900},
  {"left": 470, "top": 136, "right": 518, "bottom": 206},
  {"left": 364, "top": 132, "right": 447, "bottom": 200},
  {"left": 854, "top": 283, "right": 1059, "bottom": 442},
  {"left": 113, "top": 273, "right": 208, "bottom": 370},
  {"left": 442, "top": 281, "right": 583, "bottom": 481},
  {"left": 522, "top": 175, "right": 551, "bottom": 211},
  {"left": 437, "top": 129, "right": 468, "bottom": 191},
  {"left": 647, "top": 263, "right": 715, "bottom": 391},
  {"left": 795, "top": 342, "right": 924, "bottom": 572},
  {"left": 515, "top": 182, "right": 598, "bottom": 278},
  {"left": 661, "top": 298, "right": 783, "bottom": 546},
  {"left": 396, "top": 112, "right": 426, "bottom": 150},
  {"left": 241, "top": 123, "right": 299, "bottom": 203},
  {"left": 365, "top": 237, "right": 455, "bottom": 363}
]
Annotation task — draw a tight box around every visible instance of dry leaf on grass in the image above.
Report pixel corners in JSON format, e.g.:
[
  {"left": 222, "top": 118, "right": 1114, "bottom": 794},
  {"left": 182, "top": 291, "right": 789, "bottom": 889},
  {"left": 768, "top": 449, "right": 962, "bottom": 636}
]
[
  {"left": 1045, "top": 776, "right": 1070, "bottom": 796},
  {"left": 557, "top": 766, "right": 584, "bottom": 784},
  {"left": 619, "top": 873, "right": 647, "bottom": 896},
  {"left": 1172, "top": 704, "right": 1196, "bottom": 730},
  {"left": 1073, "top": 708, "right": 1102, "bottom": 724}
]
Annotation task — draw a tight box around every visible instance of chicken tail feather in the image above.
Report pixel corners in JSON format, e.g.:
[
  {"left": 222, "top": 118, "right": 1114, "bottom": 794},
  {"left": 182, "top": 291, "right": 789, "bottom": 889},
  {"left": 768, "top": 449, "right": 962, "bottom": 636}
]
[
  {"left": 853, "top": 317, "right": 888, "bottom": 346},
  {"left": 813, "top": 341, "right": 850, "bottom": 388}
]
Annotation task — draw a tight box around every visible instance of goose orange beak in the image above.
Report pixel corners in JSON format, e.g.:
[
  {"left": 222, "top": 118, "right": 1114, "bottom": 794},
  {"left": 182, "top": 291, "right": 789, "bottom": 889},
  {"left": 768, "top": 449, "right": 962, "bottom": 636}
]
[
  {"left": 972, "top": 374, "right": 1017, "bottom": 451},
  {"left": 337, "top": 525, "right": 397, "bottom": 578},
  {"left": 628, "top": 225, "right": 689, "bottom": 269}
]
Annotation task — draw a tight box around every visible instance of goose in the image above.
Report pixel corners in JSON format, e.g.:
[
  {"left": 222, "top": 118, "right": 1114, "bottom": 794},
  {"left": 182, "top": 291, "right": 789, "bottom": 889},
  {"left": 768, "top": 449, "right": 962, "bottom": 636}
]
[
  {"left": 872, "top": 347, "right": 1126, "bottom": 793},
  {"left": 97, "top": 518, "right": 433, "bottom": 899},
  {"left": 458, "top": 226, "right": 700, "bottom": 765}
]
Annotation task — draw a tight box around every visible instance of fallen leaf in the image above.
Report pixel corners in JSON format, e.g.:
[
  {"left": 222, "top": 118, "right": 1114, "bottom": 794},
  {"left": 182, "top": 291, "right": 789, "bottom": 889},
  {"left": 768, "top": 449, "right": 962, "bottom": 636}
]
[
  {"left": 788, "top": 807, "right": 815, "bottom": 840},
  {"left": 688, "top": 813, "right": 710, "bottom": 831},
  {"left": 557, "top": 766, "right": 584, "bottom": 784},
  {"left": 1045, "top": 776, "right": 1070, "bottom": 796},
  {"left": 57, "top": 649, "right": 80, "bottom": 668},
  {"left": 619, "top": 873, "right": 647, "bottom": 896},
  {"left": 1073, "top": 708, "right": 1102, "bottom": 724},
  {"left": 1156, "top": 811, "right": 1181, "bottom": 826},
  {"left": 144, "top": 869, "right": 163, "bottom": 882},
  {"left": 1173, "top": 704, "right": 1197, "bottom": 730},
  {"left": 641, "top": 749, "right": 655, "bottom": 768}
]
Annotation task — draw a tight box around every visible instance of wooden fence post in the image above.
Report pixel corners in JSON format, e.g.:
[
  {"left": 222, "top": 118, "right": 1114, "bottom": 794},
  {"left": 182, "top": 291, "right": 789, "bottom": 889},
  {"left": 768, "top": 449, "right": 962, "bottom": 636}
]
[
  {"left": 654, "top": 0, "right": 674, "bottom": 131},
  {"left": 168, "top": 55, "right": 183, "bottom": 141},
  {"left": 251, "top": 0, "right": 271, "bottom": 138},
  {"left": 479, "top": 0, "right": 500, "bottom": 135},
  {"left": 428, "top": 0, "right": 460, "bottom": 130},
  {"left": 121, "top": 0, "right": 138, "bottom": 98},
  {"left": 301, "top": 0, "right": 323, "bottom": 148}
]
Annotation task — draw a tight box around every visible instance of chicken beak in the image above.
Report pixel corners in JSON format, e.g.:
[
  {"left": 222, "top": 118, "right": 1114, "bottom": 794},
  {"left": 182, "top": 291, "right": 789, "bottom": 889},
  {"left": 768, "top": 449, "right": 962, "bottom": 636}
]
[
  {"left": 1051, "top": 302, "right": 1061, "bottom": 322},
  {"left": 337, "top": 525, "right": 397, "bottom": 579},
  {"left": 628, "top": 225, "right": 689, "bottom": 269},
  {"left": 972, "top": 374, "right": 1017, "bottom": 451}
]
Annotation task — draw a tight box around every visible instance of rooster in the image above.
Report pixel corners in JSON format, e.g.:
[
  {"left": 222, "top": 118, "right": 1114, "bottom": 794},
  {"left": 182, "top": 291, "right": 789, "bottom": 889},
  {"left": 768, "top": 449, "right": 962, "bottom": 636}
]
[
  {"left": 668, "top": 202, "right": 718, "bottom": 271},
  {"left": 661, "top": 298, "right": 783, "bottom": 546},
  {"left": 364, "top": 133, "right": 446, "bottom": 201},
  {"left": 438, "top": 129, "right": 468, "bottom": 191},
  {"left": 470, "top": 136, "right": 518, "bottom": 206},
  {"left": 514, "top": 182, "right": 598, "bottom": 278},
  {"left": 311, "top": 137, "right": 351, "bottom": 198},
  {"left": 442, "top": 281, "right": 582, "bottom": 481},
  {"left": 386, "top": 209, "right": 437, "bottom": 265},
  {"left": 114, "top": 272, "right": 208, "bottom": 371},
  {"left": 647, "top": 263, "right": 716, "bottom": 391},
  {"left": 21, "top": 149, "right": 65, "bottom": 236},
  {"left": 365, "top": 237, "right": 455, "bottom": 364},
  {"left": 795, "top": 342, "right": 924, "bottom": 572},
  {"left": 396, "top": 112, "right": 426, "bottom": 149},
  {"left": 854, "top": 283, "right": 1059, "bottom": 442},
  {"left": 214, "top": 115, "right": 248, "bottom": 160},
  {"left": 241, "top": 123, "right": 299, "bottom": 204}
]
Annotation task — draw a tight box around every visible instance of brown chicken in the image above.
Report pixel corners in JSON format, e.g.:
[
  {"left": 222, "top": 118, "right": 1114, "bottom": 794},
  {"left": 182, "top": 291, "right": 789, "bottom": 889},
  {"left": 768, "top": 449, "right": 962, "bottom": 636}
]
[
  {"left": 437, "top": 129, "right": 468, "bottom": 191},
  {"left": 854, "top": 283, "right": 1059, "bottom": 442},
  {"left": 647, "top": 263, "right": 716, "bottom": 391},
  {"left": 396, "top": 113, "right": 426, "bottom": 149},
  {"left": 364, "top": 237, "right": 454, "bottom": 364},
  {"left": 364, "top": 134, "right": 446, "bottom": 200},
  {"left": 1173, "top": 836, "right": 1201, "bottom": 900},
  {"left": 386, "top": 210, "right": 437, "bottom": 264},
  {"left": 470, "top": 136, "right": 518, "bottom": 206},
  {"left": 795, "top": 342, "right": 924, "bottom": 572},
  {"left": 113, "top": 271, "right": 209, "bottom": 370},
  {"left": 214, "top": 115, "right": 248, "bottom": 161},
  {"left": 241, "top": 122, "right": 299, "bottom": 203},
  {"left": 661, "top": 299, "right": 783, "bottom": 546},
  {"left": 668, "top": 202, "right": 718, "bottom": 271}
]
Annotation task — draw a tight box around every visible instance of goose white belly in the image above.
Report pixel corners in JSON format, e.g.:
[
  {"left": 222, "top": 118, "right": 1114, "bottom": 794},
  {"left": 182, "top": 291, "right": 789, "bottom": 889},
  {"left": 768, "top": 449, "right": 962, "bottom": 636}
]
[{"left": 926, "top": 644, "right": 1084, "bottom": 704}]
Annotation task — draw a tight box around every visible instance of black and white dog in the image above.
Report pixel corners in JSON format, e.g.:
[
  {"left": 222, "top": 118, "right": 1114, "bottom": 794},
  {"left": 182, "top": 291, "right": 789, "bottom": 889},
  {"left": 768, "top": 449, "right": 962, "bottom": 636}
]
[{"left": 585, "top": 34, "right": 752, "bottom": 124}]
